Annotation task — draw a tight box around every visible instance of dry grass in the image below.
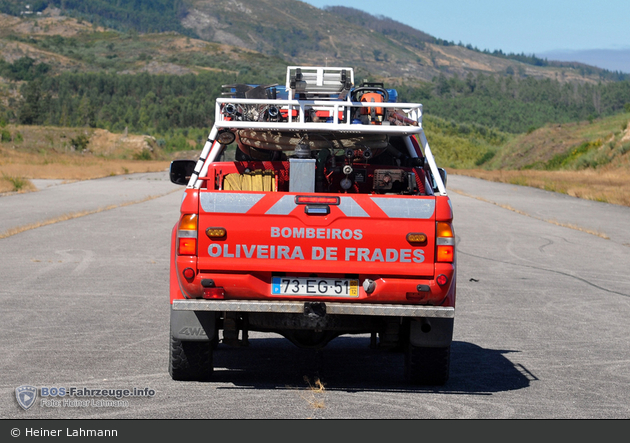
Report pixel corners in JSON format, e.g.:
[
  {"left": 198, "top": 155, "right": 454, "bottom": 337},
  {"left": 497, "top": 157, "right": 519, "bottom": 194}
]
[
  {"left": 299, "top": 376, "right": 327, "bottom": 410},
  {"left": 0, "top": 125, "right": 172, "bottom": 193},
  {"left": 0, "top": 150, "right": 170, "bottom": 180},
  {"left": 449, "top": 168, "right": 630, "bottom": 207}
]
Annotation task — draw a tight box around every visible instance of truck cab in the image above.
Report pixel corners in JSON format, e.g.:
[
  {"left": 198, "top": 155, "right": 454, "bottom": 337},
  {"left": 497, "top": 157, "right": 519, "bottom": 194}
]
[{"left": 168, "top": 66, "right": 456, "bottom": 385}]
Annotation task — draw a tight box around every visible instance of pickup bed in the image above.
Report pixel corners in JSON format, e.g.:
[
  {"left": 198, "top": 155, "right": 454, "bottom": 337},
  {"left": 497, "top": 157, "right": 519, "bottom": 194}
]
[{"left": 168, "top": 66, "right": 456, "bottom": 385}]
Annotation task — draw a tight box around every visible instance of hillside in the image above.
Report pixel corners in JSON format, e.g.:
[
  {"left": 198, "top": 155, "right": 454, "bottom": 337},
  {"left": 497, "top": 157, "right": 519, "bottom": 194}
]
[
  {"left": 0, "top": 11, "right": 285, "bottom": 78},
  {"left": 487, "top": 112, "right": 630, "bottom": 170},
  {"left": 449, "top": 112, "right": 630, "bottom": 206},
  {"left": 539, "top": 49, "right": 630, "bottom": 75},
  {"left": 2, "top": 2, "right": 630, "bottom": 136},
  {"left": 428, "top": 109, "right": 630, "bottom": 173},
  {"left": 180, "top": 0, "right": 617, "bottom": 84},
  {"left": 0, "top": 1, "right": 620, "bottom": 85}
]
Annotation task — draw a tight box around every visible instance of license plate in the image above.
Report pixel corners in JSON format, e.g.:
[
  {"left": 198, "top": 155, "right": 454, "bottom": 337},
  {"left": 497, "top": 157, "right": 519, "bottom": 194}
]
[{"left": 272, "top": 277, "right": 359, "bottom": 297}]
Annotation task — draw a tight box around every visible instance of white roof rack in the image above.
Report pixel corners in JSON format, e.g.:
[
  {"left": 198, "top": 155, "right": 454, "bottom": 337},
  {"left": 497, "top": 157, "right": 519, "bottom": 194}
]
[{"left": 214, "top": 97, "right": 422, "bottom": 135}]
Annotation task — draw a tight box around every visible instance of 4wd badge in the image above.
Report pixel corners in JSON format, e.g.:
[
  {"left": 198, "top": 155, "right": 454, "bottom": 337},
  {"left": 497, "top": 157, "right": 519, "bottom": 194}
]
[{"left": 16, "top": 385, "right": 37, "bottom": 410}]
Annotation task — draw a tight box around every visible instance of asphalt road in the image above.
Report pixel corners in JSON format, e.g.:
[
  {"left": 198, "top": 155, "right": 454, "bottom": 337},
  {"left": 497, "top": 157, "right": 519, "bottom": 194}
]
[{"left": 1, "top": 172, "right": 629, "bottom": 419}]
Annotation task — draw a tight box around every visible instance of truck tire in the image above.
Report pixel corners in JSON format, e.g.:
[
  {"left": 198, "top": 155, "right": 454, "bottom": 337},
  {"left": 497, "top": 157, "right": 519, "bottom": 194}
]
[
  {"left": 169, "top": 335, "right": 214, "bottom": 381},
  {"left": 404, "top": 344, "right": 450, "bottom": 386}
]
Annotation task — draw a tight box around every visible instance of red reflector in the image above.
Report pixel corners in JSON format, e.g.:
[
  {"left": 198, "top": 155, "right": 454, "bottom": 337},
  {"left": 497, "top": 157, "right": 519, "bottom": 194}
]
[
  {"left": 436, "top": 274, "right": 448, "bottom": 286},
  {"left": 178, "top": 238, "right": 197, "bottom": 255},
  {"left": 203, "top": 287, "right": 225, "bottom": 299},
  {"left": 295, "top": 195, "right": 340, "bottom": 205},
  {"left": 182, "top": 268, "right": 195, "bottom": 280},
  {"left": 436, "top": 245, "right": 454, "bottom": 263}
]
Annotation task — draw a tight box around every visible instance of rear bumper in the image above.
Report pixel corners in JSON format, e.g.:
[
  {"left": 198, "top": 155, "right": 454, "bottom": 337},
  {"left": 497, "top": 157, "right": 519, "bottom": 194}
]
[
  {"left": 174, "top": 267, "right": 456, "bottom": 305},
  {"left": 172, "top": 299, "right": 454, "bottom": 318}
]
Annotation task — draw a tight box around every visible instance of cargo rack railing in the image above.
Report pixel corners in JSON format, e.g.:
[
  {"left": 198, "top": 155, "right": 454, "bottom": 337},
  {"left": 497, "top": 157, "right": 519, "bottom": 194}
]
[
  {"left": 213, "top": 97, "right": 423, "bottom": 133},
  {"left": 186, "top": 66, "right": 447, "bottom": 195}
]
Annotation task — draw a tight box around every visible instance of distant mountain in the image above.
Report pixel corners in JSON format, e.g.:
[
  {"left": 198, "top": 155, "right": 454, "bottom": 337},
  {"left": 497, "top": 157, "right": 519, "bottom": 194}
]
[
  {"left": 2, "top": 0, "right": 630, "bottom": 138},
  {"left": 0, "top": 0, "right": 622, "bottom": 85},
  {"left": 537, "top": 49, "right": 630, "bottom": 74}
]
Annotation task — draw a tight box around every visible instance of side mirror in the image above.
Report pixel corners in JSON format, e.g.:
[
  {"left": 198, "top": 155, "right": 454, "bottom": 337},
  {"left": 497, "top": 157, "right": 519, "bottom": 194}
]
[
  {"left": 438, "top": 167, "right": 447, "bottom": 187},
  {"left": 169, "top": 160, "right": 196, "bottom": 186}
]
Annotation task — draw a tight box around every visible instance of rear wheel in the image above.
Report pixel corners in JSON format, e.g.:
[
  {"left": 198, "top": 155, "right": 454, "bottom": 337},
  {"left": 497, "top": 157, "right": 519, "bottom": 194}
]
[
  {"left": 169, "top": 336, "right": 214, "bottom": 381},
  {"left": 404, "top": 344, "right": 450, "bottom": 386}
]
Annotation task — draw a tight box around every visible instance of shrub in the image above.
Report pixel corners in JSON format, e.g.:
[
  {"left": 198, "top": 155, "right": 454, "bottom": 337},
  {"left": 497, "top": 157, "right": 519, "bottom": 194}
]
[
  {"left": 133, "top": 149, "right": 153, "bottom": 160},
  {"left": 544, "top": 141, "right": 602, "bottom": 170},
  {"left": 475, "top": 149, "right": 496, "bottom": 166},
  {"left": 70, "top": 134, "right": 90, "bottom": 152},
  {"left": 1, "top": 129, "right": 11, "bottom": 142},
  {"left": 2, "top": 174, "right": 30, "bottom": 192}
]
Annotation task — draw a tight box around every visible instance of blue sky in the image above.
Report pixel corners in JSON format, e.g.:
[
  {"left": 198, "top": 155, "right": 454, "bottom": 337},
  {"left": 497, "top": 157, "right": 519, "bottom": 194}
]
[{"left": 301, "top": 0, "right": 630, "bottom": 55}]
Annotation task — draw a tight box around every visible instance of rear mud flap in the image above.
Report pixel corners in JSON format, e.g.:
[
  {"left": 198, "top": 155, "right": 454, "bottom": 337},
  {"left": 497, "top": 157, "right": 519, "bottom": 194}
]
[
  {"left": 409, "top": 317, "right": 453, "bottom": 348},
  {"left": 171, "top": 309, "right": 217, "bottom": 342}
]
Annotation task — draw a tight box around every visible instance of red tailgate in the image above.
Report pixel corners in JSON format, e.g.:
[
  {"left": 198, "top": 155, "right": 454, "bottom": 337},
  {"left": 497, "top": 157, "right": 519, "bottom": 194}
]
[{"left": 196, "top": 191, "right": 436, "bottom": 277}]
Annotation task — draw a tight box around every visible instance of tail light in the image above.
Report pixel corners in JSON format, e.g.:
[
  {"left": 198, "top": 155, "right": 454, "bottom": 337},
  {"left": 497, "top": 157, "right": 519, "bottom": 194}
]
[
  {"left": 177, "top": 214, "right": 198, "bottom": 256},
  {"left": 203, "top": 287, "right": 226, "bottom": 299},
  {"left": 436, "top": 221, "right": 454, "bottom": 263},
  {"left": 202, "top": 279, "right": 225, "bottom": 299}
]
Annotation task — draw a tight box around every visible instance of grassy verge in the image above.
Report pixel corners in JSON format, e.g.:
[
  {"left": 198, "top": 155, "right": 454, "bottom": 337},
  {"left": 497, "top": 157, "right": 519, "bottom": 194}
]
[
  {"left": 0, "top": 150, "right": 170, "bottom": 180},
  {"left": 0, "top": 125, "right": 180, "bottom": 193},
  {"left": 449, "top": 168, "right": 630, "bottom": 207}
]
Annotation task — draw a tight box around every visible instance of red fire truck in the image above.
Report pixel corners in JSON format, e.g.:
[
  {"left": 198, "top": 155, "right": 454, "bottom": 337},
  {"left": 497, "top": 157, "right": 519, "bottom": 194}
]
[{"left": 168, "top": 66, "right": 456, "bottom": 385}]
